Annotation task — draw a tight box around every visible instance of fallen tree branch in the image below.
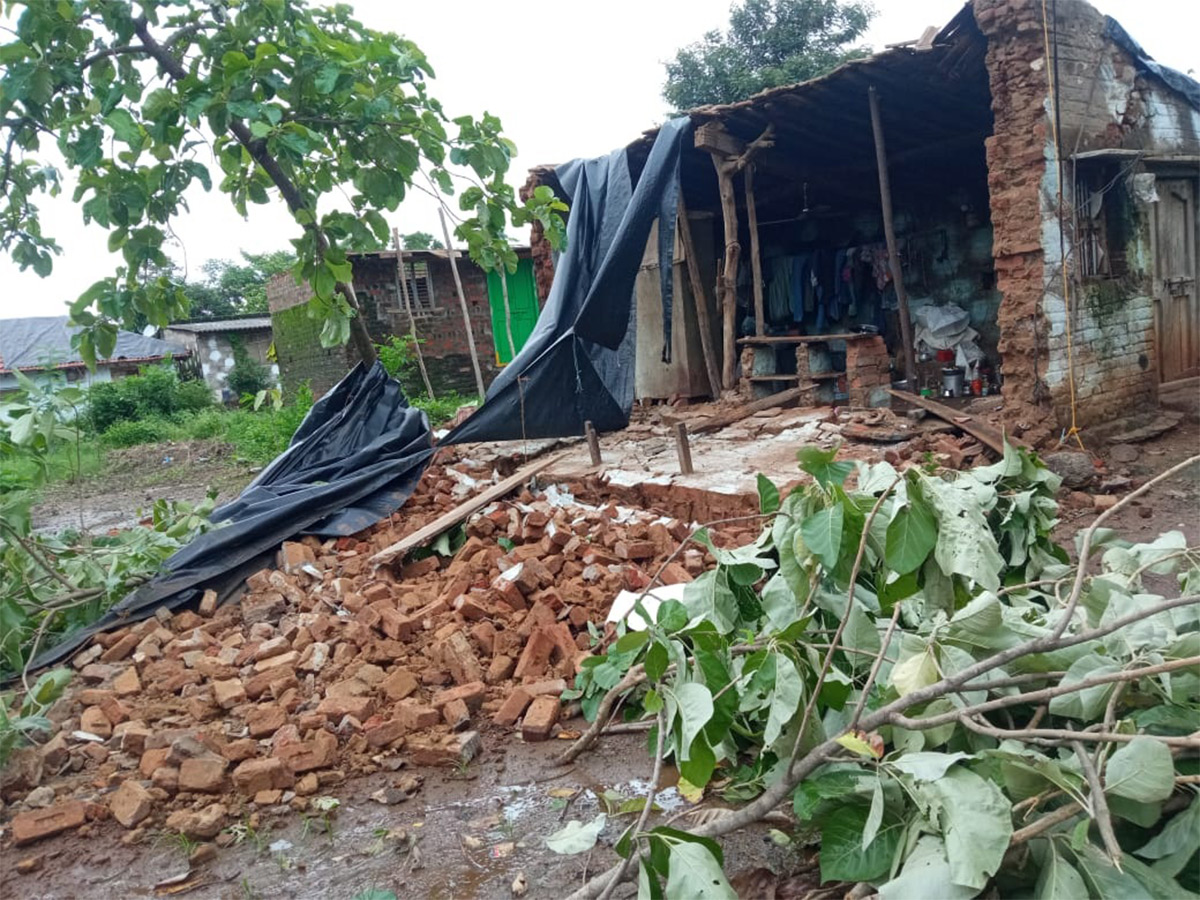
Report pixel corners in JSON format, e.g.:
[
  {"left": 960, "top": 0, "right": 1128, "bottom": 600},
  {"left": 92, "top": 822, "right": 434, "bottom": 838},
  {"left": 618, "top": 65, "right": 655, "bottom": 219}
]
[
  {"left": 959, "top": 715, "right": 1200, "bottom": 749},
  {"left": 1072, "top": 740, "right": 1121, "bottom": 868}
]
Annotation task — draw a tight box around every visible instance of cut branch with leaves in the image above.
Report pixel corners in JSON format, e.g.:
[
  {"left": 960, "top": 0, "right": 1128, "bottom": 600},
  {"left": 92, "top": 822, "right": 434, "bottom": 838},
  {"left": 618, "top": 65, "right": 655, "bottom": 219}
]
[{"left": 547, "top": 446, "right": 1200, "bottom": 899}]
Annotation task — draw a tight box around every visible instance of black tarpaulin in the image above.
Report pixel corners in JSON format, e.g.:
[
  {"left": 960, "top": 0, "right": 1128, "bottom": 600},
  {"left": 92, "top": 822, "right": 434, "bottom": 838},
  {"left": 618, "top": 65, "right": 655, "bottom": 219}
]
[{"left": 443, "top": 117, "right": 691, "bottom": 444}]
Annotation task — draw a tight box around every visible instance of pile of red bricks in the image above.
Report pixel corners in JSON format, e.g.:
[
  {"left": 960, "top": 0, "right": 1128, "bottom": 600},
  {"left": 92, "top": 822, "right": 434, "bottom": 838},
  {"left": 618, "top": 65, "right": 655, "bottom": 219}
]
[{"left": 0, "top": 459, "right": 745, "bottom": 856}]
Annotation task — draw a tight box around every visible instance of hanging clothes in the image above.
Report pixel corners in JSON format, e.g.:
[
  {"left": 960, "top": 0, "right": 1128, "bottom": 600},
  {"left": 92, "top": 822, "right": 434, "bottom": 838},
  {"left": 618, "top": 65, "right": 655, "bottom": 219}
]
[{"left": 766, "top": 254, "right": 793, "bottom": 322}]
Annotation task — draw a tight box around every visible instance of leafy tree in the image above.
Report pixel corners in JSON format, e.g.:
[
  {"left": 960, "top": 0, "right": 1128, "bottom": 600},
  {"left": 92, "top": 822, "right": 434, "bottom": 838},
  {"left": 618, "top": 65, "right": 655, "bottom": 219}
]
[
  {"left": 0, "top": 0, "right": 567, "bottom": 369},
  {"left": 663, "top": 0, "right": 875, "bottom": 110},
  {"left": 183, "top": 250, "right": 296, "bottom": 317},
  {"left": 399, "top": 231, "right": 443, "bottom": 251}
]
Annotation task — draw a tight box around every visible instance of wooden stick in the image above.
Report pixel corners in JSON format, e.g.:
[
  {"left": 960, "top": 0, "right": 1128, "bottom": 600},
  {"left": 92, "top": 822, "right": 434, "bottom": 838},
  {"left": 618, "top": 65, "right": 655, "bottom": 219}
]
[
  {"left": 688, "top": 385, "right": 812, "bottom": 435},
  {"left": 674, "top": 422, "right": 694, "bottom": 475},
  {"left": 391, "top": 228, "right": 435, "bottom": 400},
  {"left": 497, "top": 264, "right": 517, "bottom": 363},
  {"left": 584, "top": 420, "right": 602, "bottom": 466},
  {"left": 437, "top": 206, "right": 487, "bottom": 399},
  {"left": 676, "top": 197, "right": 721, "bottom": 400},
  {"left": 888, "top": 389, "right": 1029, "bottom": 454},
  {"left": 745, "top": 163, "right": 765, "bottom": 337},
  {"left": 712, "top": 157, "right": 741, "bottom": 392},
  {"left": 868, "top": 85, "right": 917, "bottom": 387},
  {"left": 370, "top": 453, "right": 560, "bottom": 566}
]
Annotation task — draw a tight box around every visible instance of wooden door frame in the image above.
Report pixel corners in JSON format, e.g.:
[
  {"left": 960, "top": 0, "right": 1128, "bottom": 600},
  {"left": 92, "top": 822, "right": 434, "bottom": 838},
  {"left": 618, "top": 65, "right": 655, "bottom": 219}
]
[{"left": 1149, "top": 169, "right": 1200, "bottom": 384}]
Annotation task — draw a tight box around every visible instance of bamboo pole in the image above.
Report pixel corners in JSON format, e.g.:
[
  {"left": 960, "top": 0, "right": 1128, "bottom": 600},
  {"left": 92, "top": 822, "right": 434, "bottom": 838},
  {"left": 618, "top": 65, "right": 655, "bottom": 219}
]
[
  {"left": 868, "top": 85, "right": 917, "bottom": 387},
  {"left": 676, "top": 197, "right": 722, "bottom": 400},
  {"left": 498, "top": 264, "right": 517, "bottom": 363},
  {"left": 437, "top": 206, "right": 487, "bottom": 398},
  {"left": 745, "top": 163, "right": 765, "bottom": 337},
  {"left": 391, "top": 227, "right": 435, "bottom": 399}
]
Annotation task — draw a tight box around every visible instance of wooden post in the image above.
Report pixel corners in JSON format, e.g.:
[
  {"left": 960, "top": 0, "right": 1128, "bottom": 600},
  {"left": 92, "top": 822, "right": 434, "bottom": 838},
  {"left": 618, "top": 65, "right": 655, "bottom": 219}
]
[
  {"left": 673, "top": 422, "right": 694, "bottom": 475},
  {"left": 712, "top": 159, "right": 740, "bottom": 392},
  {"left": 391, "top": 228, "right": 435, "bottom": 400},
  {"left": 868, "top": 86, "right": 917, "bottom": 387},
  {"left": 437, "top": 206, "right": 487, "bottom": 399},
  {"left": 584, "top": 420, "right": 602, "bottom": 465},
  {"left": 676, "top": 197, "right": 721, "bottom": 400},
  {"left": 745, "top": 163, "right": 765, "bottom": 337}
]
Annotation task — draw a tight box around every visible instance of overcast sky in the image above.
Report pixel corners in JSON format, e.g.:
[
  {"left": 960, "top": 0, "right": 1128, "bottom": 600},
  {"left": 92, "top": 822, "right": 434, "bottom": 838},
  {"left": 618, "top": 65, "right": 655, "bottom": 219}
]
[{"left": 2, "top": 0, "right": 1196, "bottom": 319}]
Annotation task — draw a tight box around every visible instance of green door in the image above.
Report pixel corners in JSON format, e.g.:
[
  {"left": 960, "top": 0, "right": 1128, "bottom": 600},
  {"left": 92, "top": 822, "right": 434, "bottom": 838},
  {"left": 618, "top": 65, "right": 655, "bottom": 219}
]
[{"left": 486, "top": 258, "right": 539, "bottom": 365}]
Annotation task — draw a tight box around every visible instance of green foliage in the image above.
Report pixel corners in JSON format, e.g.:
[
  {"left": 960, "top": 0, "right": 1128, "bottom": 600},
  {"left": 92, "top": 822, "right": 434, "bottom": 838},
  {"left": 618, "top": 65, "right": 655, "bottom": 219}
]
[
  {"left": 399, "top": 231, "right": 442, "bottom": 251},
  {"left": 569, "top": 444, "right": 1200, "bottom": 898},
  {"left": 226, "top": 338, "right": 271, "bottom": 399},
  {"left": 222, "top": 384, "right": 314, "bottom": 464},
  {"left": 662, "top": 0, "right": 875, "bottom": 109},
  {"left": 1, "top": 1, "right": 567, "bottom": 360},
  {"left": 88, "top": 364, "right": 210, "bottom": 432},
  {"left": 100, "top": 416, "right": 181, "bottom": 448},
  {"left": 181, "top": 250, "right": 296, "bottom": 317},
  {"left": 376, "top": 334, "right": 419, "bottom": 382}
]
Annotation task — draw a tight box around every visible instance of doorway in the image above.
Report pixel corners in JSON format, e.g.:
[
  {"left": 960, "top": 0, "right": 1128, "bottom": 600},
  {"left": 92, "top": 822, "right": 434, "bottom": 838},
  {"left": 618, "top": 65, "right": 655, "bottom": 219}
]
[{"left": 1153, "top": 177, "right": 1199, "bottom": 382}]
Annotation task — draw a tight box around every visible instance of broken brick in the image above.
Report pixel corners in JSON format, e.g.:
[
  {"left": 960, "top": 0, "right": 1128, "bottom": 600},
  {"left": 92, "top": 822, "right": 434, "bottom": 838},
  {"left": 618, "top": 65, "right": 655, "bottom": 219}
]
[
  {"left": 513, "top": 628, "right": 555, "bottom": 679},
  {"left": 246, "top": 705, "right": 287, "bottom": 739},
  {"left": 486, "top": 655, "right": 515, "bottom": 684},
  {"left": 178, "top": 757, "right": 227, "bottom": 793},
  {"left": 380, "top": 667, "right": 418, "bottom": 701},
  {"left": 274, "top": 729, "right": 338, "bottom": 773},
  {"left": 395, "top": 701, "right": 441, "bottom": 731},
  {"left": 109, "top": 780, "right": 153, "bottom": 828},
  {"left": 232, "top": 758, "right": 294, "bottom": 795},
  {"left": 432, "top": 681, "right": 485, "bottom": 711},
  {"left": 11, "top": 801, "right": 87, "bottom": 846},
  {"left": 316, "top": 695, "right": 376, "bottom": 722},
  {"left": 439, "top": 631, "right": 483, "bottom": 685},
  {"left": 493, "top": 687, "right": 533, "bottom": 727},
  {"left": 212, "top": 678, "right": 247, "bottom": 710},
  {"left": 364, "top": 718, "right": 407, "bottom": 748},
  {"left": 406, "top": 730, "right": 481, "bottom": 767},
  {"left": 112, "top": 667, "right": 141, "bottom": 698},
  {"left": 521, "top": 695, "right": 560, "bottom": 742}
]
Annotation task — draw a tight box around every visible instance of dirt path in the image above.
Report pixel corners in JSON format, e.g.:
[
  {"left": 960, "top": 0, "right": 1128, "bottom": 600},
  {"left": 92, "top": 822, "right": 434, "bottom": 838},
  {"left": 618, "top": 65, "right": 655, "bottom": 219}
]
[{"left": 32, "top": 440, "right": 257, "bottom": 534}]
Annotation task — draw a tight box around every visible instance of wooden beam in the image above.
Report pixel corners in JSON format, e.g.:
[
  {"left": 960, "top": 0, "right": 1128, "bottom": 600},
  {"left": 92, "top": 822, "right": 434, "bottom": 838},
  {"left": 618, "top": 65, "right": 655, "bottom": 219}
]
[
  {"left": 888, "top": 390, "right": 1030, "bottom": 455},
  {"left": 371, "top": 453, "right": 561, "bottom": 567},
  {"left": 688, "top": 385, "right": 813, "bottom": 435},
  {"left": 868, "top": 85, "right": 918, "bottom": 388},
  {"left": 694, "top": 121, "right": 744, "bottom": 157},
  {"left": 674, "top": 423, "right": 694, "bottom": 475},
  {"left": 712, "top": 158, "right": 740, "bottom": 391},
  {"left": 745, "top": 163, "right": 765, "bottom": 337},
  {"left": 676, "top": 197, "right": 722, "bottom": 400},
  {"left": 584, "top": 420, "right": 602, "bottom": 465}
]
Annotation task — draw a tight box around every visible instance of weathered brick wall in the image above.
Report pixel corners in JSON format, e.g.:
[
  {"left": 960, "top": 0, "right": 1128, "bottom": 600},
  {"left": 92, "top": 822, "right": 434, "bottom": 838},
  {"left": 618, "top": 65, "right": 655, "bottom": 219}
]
[
  {"left": 267, "top": 253, "right": 511, "bottom": 398},
  {"left": 1036, "top": 0, "right": 1198, "bottom": 427},
  {"left": 976, "top": 0, "right": 1196, "bottom": 438},
  {"left": 976, "top": 0, "right": 1056, "bottom": 446}
]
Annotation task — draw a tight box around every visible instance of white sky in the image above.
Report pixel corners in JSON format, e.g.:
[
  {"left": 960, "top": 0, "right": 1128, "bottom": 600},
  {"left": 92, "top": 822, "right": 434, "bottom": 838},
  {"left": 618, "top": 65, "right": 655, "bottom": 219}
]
[{"left": 2, "top": 0, "right": 1196, "bottom": 319}]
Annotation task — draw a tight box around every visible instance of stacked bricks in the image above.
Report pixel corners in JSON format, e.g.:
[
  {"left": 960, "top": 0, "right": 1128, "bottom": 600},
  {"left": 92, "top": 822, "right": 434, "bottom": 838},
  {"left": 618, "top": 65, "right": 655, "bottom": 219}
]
[{"left": 845, "top": 336, "right": 892, "bottom": 408}]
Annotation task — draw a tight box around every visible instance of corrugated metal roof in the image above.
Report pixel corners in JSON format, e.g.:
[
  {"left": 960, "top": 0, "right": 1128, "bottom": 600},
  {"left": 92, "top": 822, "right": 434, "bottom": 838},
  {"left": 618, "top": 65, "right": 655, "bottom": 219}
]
[
  {"left": 0, "top": 316, "right": 189, "bottom": 373},
  {"left": 165, "top": 317, "right": 273, "bottom": 333}
]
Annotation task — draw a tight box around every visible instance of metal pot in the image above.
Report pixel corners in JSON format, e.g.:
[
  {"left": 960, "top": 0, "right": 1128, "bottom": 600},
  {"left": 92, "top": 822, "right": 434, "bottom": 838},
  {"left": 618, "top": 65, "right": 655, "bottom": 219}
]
[{"left": 941, "top": 366, "right": 965, "bottom": 397}]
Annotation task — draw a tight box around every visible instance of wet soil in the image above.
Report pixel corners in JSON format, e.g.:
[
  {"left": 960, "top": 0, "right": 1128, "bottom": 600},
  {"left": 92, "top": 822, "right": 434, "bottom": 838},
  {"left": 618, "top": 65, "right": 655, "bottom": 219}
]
[
  {"left": 4, "top": 733, "right": 801, "bottom": 900},
  {"left": 32, "top": 441, "right": 257, "bottom": 534}
]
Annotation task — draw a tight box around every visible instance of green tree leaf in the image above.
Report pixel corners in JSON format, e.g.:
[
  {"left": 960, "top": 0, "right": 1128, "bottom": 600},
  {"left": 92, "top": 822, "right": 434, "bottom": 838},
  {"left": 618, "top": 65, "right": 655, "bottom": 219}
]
[
  {"left": 757, "top": 473, "right": 780, "bottom": 514},
  {"left": 885, "top": 495, "right": 938, "bottom": 575},
  {"left": 927, "top": 767, "right": 1013, "bottom": 890},
  {"left": 1034, "top": 841, "right": 1089, "bottom": 900},
  {"left": 819, "top": 802, "right": 901, "bottom": 883},
  {"left": 1105, "top": 737, "right": 1176, "bottom": 804},
  {"left": 797, "top": 444, "right": 854, "bottom": 490},
  {"left": 801, "top": 504, "right": 843, "bottom": 569},
  {"left": 764, "top": 652, "right": 803, "bottom": 747},
  {"left": 545, "top": 814, "right": 607, "bottom": 854},
  {"left": 878, "top": 835, "right": 976, "bottom": 900},
  {"left": 665, "top": 839, "right": 738, "bottom": 899},
  {"left": 671, "top": 683, "right": 714, "bottom": 762}
]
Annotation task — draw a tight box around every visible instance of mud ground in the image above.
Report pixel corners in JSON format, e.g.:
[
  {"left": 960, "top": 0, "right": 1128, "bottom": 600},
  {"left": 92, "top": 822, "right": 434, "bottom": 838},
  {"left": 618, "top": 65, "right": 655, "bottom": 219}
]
[
  {"left": 32, "top": 441, "right": 257, "bottom": 534},
  {"left": 4, "top": 732, "right": 812, "bottom": 900}
]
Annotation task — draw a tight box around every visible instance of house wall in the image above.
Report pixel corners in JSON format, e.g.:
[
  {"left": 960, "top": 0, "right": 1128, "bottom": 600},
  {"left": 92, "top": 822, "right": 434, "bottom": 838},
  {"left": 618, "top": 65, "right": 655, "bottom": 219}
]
[
  {"left": 976, "top": 0, "right": 1199, "bottom": 440},
  {"left": 0, "top": 365, "right": 113, "bottom": 394},
  {"left": 267, "top": 253, "right": 510, "bottom": 398},
  {"left": 163, "top": 328, "right": 279, "bottom": 400}
]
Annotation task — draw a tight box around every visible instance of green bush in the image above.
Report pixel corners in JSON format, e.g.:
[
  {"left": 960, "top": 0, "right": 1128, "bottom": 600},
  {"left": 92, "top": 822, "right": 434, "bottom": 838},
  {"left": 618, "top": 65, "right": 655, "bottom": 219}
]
[
  {"left": 223, "top": 384, "right": 314, "bottom": 464},
  {"left": 175, "top": 379, "right": 213, "bottom": 413},
  {"left": 413, "top": 391, "right": 477, "bottom": 427},
  {"left": 101, "top": 417, "right": 181, "bottom": 448},
  {"left": 88, "top": 365, "right": 210, "bottom": 432},
  {"left": 226, "top": 339, "right": 270, "bottom": 398},
  {"left": 178, "top": 408, "right": 226, "bottom": 440}
]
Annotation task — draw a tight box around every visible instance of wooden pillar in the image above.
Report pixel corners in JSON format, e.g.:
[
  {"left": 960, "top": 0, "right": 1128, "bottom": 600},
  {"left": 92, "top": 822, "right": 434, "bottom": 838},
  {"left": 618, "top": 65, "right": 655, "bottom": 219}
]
[
  {"left": 676, "top": 196, "right": 722, "bottom": 400},
  {"left": 745, "top": 163, "right": 765, "bottom": 337},
  {"left": 868, "top": 86, "right": 917, "bottom": 387},
  {"left": 391, "top": 228, "right": 435, "bottom": 399},
  {"left": 437, "top": 206, "right": 488, "bottom": 398},
  {"left": 712, "top": 159, "right": 740, "bottom": 391}
]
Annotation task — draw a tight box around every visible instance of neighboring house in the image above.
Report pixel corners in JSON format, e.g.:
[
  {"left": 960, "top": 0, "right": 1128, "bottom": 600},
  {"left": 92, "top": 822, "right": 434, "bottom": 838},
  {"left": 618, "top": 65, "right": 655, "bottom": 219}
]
[
  {"left": 266, "top": 247, "right": 539, "bottom": 397},
  {"left": 0, "top": 315, "right": 188, "bottom": 393},
  {"left": 162, "top": 315, "right": 279, "bottom": 400},
  {"left": 525, "top": 0, "right": 1199, "bottom": 445}
]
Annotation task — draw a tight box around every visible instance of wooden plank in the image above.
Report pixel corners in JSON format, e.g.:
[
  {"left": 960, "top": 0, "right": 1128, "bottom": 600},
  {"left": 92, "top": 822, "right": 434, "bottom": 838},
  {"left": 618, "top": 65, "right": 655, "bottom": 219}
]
[
  {"left": 694, "top": 121, "right": 744, "bottom": 157},
  {"left": 889, "top": 390, "right": 1029, "bottom": 454},
  {"left": 676, "top": 197, "right": 722, "bottom": 399},
  {"left": 690, "top": 385, "right": 812, "bottom": 435},
  {"left": 738, "top": 333, "right": 873, "bottom": 345},
  {"left": 370, "top": 454, "right": 560, "bottom": 567}
]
